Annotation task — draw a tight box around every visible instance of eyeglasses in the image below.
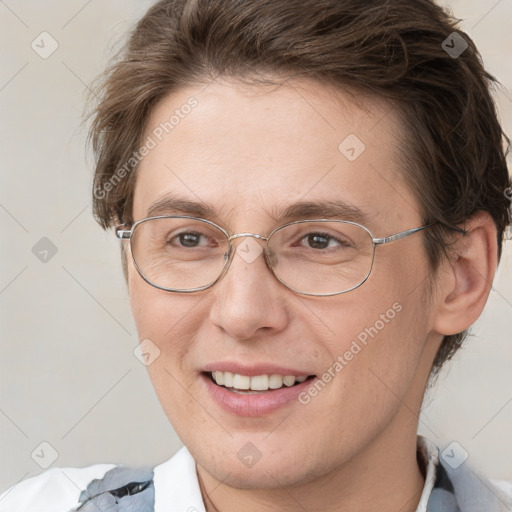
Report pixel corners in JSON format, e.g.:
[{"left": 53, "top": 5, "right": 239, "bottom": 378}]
[{"left": 116, "top": 215, "right": 435, "bottom": 296}]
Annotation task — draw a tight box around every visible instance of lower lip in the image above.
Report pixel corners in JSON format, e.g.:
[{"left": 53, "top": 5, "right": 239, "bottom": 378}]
[{"left": 201, "top": 373, "right": 316, "bottom": 417}]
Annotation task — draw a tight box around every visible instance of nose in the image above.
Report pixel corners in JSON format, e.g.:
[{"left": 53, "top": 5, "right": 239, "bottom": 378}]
[{"left": 208, "top": 235, "right": 289, "bottom": 341}]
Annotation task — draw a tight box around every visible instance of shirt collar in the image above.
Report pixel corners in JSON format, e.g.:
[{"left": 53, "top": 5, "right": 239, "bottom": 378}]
[
  {"left": 153, "top": 446, "right": 206, "bottom": 512},
  {"left": 415, "top": 435, "right": 441, "bottom": 512}
]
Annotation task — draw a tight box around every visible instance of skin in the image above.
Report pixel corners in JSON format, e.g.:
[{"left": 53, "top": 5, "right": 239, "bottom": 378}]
[{"left": 125, "top": 78, "right": 497, "bottom": 512}]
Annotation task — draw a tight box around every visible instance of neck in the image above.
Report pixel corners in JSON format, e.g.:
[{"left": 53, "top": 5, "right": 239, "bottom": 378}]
[{"left": 197, "top": 411, "right": 426, "bottom": 512}]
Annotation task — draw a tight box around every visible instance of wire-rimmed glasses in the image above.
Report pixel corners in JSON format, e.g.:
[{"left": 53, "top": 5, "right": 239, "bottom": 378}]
[{"left": 116, "top": 215, "right": 436, "bottom": 296}]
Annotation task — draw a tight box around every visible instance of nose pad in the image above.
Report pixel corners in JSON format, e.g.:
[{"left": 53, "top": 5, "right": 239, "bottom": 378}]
[{"left": 266, "top": 247, "right": 278, "bottom": 268}]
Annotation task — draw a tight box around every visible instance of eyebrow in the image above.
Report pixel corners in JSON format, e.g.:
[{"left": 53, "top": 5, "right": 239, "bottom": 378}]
[
  {"left": 147, "top": 195, "right": 219, "bottom": 219},
  {"left": 145, "top": 193, "right": 371, "bottom": 227},
  {"left": 272, "top": 199, "right": 370, "bottom": 225}
]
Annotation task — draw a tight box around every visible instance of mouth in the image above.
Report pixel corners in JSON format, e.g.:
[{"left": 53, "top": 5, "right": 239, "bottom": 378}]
[
  {"left": 200, "top": 363, "right": 319, "bottom": 416},
  {"left": 204, "top": 370, "right": 316, "bottom": 394}
]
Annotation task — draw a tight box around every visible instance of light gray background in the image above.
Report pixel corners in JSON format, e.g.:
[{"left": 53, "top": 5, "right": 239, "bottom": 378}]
[{"left": 1, "top": 0, "right": 511, "bottom": 492}]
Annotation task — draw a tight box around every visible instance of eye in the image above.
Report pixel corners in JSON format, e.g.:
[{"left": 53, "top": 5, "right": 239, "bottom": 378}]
[
  {"left": 168, "top": 230, "right": 218, "bottom": 249},
  {"left": 297, "top": 232, "right": 349, "bottom": 250}
]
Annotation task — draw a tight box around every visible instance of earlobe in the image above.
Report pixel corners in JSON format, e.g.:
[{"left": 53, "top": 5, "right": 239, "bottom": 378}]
[{"left": 433, "top": 212, "right": 498, "bottom": 336}]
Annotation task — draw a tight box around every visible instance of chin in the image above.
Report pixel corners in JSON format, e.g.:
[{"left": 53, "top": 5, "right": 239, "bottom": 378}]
[
  {"left": 206, "top": 460, "right": 320, "bottom": 490},
  {"left": 192, "top": 438, "right": 330, "bottom": 490}
]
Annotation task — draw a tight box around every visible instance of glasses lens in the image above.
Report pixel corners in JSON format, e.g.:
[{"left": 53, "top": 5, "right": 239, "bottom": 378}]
[
  {"left": 268, "top": 221, "right": 375, "bottom": 295},
  {"left": 131, "top": 217, "right": 229, "bottom": 291}
]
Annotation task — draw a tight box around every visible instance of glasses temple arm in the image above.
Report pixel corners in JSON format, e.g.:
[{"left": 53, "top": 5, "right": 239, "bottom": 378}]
[
  {"left": 373, "top": 221, "right": 467, "bottom": 246},
  {"left": 372, "top": 223, "right": 435, "bottom": 245}
]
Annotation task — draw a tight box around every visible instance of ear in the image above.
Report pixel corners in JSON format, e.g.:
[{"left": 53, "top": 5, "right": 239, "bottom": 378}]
[{"left": 432, "top": 212, "right": 498, "bottom": 336}]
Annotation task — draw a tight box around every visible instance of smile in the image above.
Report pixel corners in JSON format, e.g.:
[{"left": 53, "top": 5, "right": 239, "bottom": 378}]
[
  {"left": 202, "top": 369, "right": 318, "bottom": 417},
  {"left": 209, "top": 371, "right": 312, "bottom": 393}
]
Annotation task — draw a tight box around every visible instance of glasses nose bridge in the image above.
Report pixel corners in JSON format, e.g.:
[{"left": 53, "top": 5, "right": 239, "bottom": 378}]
[
  {"left": 228, "top": 232, "right": 268, "bottom": 243},
  {"left": 224, "top": 232, "right": 276, "bottom": 271}
]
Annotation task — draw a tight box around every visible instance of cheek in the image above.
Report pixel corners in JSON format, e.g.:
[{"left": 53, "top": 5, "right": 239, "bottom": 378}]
[
  {"left": 127, "top": 257, "right": 200, "bottom": 377},
  {"left": 314, "top": 260, "right": 431, "bottom": 414},
  {"left": 128, "top": 274, "right": 206, "bottom": 430}
]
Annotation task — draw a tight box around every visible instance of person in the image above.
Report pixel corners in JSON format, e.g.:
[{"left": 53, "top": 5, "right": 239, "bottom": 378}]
[{"left": 1, "top": 0, "right": 511, "bottom": 510}]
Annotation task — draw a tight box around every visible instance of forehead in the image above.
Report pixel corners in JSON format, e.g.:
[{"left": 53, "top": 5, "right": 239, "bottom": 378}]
[{"left": 132, "top": 78, "right": 420, "bottom": 230}]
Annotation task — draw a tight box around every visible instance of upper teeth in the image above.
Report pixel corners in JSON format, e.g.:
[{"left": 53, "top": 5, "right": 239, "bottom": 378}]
[{"left": 211, "top": 371, "right": 308, "bottom": 391}]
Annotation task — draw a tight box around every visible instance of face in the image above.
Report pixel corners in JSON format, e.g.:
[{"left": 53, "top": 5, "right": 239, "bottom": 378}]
[{"left": 127, "top": 78, "right": 442, "bottom": 489}]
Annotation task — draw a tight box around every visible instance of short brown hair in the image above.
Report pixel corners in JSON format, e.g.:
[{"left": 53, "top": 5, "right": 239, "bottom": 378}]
[{"left": 88, "top": 0, "right": 511, "bottom": 377}]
